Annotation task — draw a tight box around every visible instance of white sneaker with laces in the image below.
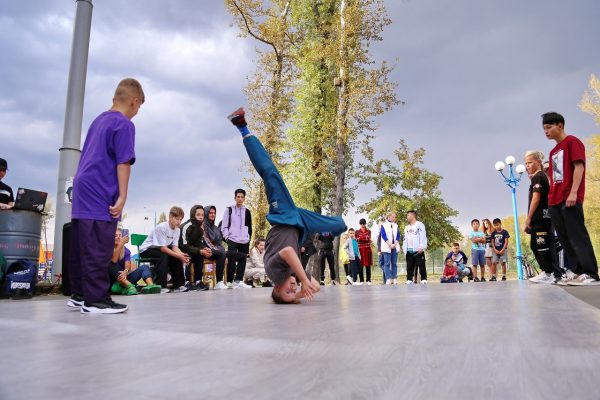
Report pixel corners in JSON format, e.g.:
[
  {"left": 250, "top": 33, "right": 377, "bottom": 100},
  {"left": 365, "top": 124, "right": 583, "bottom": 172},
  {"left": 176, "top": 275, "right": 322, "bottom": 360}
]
[
  {"left": 556, "top": 270, "right": 577, "bottom": 286},
  {"left": 215, "top": 281, "right": 229, "bottom": 290},
  {"left": 529, "top": 272, "right": 554, "bottom": 284},
  {"left": 567, "top": 274, "right": 600, "bottom": 286},
  {"left": 405, "top": 280, "right": 413, "bottom": 285},
  {"left": 236, "top": 281, "right": 252, "bottom": 289},
  {"left": 346, "top": 276, "right": 354, "bottom": 285},
  {"left": 421, "top": 280, "right": 427, "bottom": 285},
  {"left": 227, "top": 282, "right": 234, "bottom": 289}
]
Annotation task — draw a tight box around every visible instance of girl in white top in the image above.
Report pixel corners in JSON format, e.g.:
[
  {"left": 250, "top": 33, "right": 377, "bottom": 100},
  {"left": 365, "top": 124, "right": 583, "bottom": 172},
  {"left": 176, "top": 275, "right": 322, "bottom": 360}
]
[{"left": 244, "top": 238, "right": 268, "bottom": 285}]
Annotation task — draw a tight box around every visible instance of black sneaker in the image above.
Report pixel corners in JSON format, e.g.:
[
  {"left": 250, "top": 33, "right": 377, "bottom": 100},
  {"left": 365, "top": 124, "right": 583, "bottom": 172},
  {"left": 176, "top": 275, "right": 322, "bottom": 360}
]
[
  {"left": 501, "top": 275, "right": 506, "bottom": 281},
  {"left": 320, "top": 280, "right": 325, "bottom": 286},
  {"left": 474, "top": 277, "right": 480, "bottom": 282},
  {"left": 262, "top": 280, "right": 273, "bottom": 287},
  {"left": 67, "top": 294, "right": 84, "bottom": 308},
  {"left": 490, "top": 276, "right": 497, "bottom": 282},
  {"left": 81, "top": 300, "right": 128, "bottom": 314},
  {"left": 480, "top": 277, "right": 487, "bottom": 282},
  {"left": 227, "top": 107, "right": 247, "bottom": 127},
  {"left": 196, "top": 282, "right": 208, "bottom": 291}
]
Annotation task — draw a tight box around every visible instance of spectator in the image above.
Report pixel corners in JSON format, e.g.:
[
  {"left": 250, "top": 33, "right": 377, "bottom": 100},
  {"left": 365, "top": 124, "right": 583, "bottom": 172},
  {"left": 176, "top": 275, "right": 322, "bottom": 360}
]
[
  {"left": 482, "top": 218, "right": 494, "bottom": 276},
  {"left": 139, "top": 206, "right": 190, "bottom": 293},
  {"left": 524, "top": 150, "right": 561, "bottom": 284},
  {"left": 245, "top": 238, "right": 270, "bottom": 286},
  {"left": 317, "top": 232, "right": 337, "bottom": 285},
  {"left": 344, "top": 228, "right": 362, "bottom": 285},
  {"left": 490, "top": 218, "right": 510, "bottom": 281},
  {"left": 543, "top": 112, "right": 599, "bottom": 285},
  {"left": 446, "top": 242, "right": 471, "bottom": 281},
  {"left": 380, "top": 212, "right": 401, "bottom": 285},
  {"left": 469, "top": 219, "right": 487, "bottom": 282},
  {"left": 66, "top": 78, "right": 144, "bottom": 314},
  {"left": 180, "top": 205, "right": 210, "bottom": 291},
  {"left": 203, "top": 205, "right": 228, "bottom": 289},
  {"left": 0, "top": 158, "right": 14, "bottom": 210},
  {"left": 109, "top": 226, "right": 161, "bottom": 295},
  {"left": 339, "top": 233, "right": 350, "bottom": 283},
  {"left": 441, "top": 258, "right": 459, "bottom": 283},
  {"left": 403, "top": 210, "right": 428, "bottom": 284},
  {"left": 300, "top": 233, "right": 317, "bottom": 269},
  {"left": 376, "top": 217, "right": 385, "bottom": 274},
  {"left": 221, "top": 189, "right": 252, "bottom": 289},
  {"left": 355, "top": 218, "right": 373, "bottom": 285}
]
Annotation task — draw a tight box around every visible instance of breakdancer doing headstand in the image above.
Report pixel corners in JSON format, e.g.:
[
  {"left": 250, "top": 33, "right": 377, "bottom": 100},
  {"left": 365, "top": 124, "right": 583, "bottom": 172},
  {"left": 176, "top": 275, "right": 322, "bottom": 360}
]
[{"left": 227, "top": 108, "right": 347, "bottom": 303}]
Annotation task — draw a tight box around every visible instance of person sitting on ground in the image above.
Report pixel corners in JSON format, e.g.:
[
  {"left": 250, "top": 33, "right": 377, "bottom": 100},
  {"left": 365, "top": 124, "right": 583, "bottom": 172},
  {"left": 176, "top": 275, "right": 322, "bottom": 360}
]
[
  {"left": 179, "top": 205, "right": 211, "bottom": 291},
  {"left": 0, "top": 158, "right": 15, "bottom": 210},
  {"left": 245, "top": 238, "right": 271, "bottom": 287},
  {"left": 139, "top": 206, "right": 190, "bottom": 293},
  {"left": 344, "top": 228, "right": 362, "bottom": 285},
  {"left": 203, "top": 205, "right": 228, "bottom": 289},
  {"left": 440, "top": 258, "right": 459, "bottom": 283},
  {"left": 446, "top": 242, "right": 471, "bottom": 281},
  {"left": 227, "top": 107, "right": 346, "bottom": 303},
  {"left": 109, "top": 225, "right": 161, "bottom": 295}
]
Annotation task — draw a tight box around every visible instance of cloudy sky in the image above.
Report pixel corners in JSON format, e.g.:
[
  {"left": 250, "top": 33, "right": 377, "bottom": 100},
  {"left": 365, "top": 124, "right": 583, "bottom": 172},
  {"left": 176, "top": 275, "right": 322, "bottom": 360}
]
[{"left": 1, "top": 0, "right": 599, "bottom": 248}]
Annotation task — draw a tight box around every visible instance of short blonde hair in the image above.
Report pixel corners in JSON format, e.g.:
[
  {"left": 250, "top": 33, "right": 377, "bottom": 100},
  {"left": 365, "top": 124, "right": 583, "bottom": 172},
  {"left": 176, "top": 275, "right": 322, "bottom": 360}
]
[
  {"left": 525, "top": 150, "right": 544, "bottom": 162},
  {"left": 114, "top": 78, "right": 145, "bottom": 104},
  {"left": 169, "top": 206, "right": 184, "bottom": 219}
]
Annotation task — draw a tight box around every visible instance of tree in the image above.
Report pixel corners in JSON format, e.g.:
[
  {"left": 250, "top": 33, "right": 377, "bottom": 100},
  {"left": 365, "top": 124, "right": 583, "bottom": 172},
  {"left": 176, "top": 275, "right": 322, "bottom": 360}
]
[
  {"left": 157, "top": 212, "right": 167, "bottom": 224},
  {"left": 579, "top": 74, "right": 600, "bottom": 125},
  {"left": 357, "top": 140, "right": 461, "bottom": 250}
]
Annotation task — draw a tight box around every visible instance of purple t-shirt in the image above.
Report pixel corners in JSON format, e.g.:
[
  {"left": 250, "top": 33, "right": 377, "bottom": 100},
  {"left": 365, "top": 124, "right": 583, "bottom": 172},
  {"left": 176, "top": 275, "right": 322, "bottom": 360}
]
[
  {"left": 117, "top": 247, "right": 132, "bottom": 271},
  {"left": 72, "top": 111, "right": 136, "bottom": 221}
]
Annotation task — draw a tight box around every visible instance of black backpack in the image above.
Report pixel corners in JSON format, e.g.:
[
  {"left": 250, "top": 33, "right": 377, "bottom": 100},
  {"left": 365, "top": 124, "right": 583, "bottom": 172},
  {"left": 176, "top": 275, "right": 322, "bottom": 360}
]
[{"left": 1, "top": 259, "right": 37, "bottom": 299}]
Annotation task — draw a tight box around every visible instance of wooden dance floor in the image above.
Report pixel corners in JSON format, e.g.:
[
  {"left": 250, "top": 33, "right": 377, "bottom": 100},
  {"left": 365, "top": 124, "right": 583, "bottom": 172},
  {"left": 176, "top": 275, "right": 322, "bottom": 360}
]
[{"left": 1, "top": 281, "right": 600, "bottom": 400}]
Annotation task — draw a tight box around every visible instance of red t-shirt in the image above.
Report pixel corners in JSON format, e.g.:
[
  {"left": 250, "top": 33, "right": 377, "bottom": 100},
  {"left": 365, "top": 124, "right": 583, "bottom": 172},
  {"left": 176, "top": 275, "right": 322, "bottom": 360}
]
[
  {"left": 443, "top": 264, "right": 457, "bottom": 277},
  {"left": 548, "top": 135, "right": 586, "bottom": 206}
]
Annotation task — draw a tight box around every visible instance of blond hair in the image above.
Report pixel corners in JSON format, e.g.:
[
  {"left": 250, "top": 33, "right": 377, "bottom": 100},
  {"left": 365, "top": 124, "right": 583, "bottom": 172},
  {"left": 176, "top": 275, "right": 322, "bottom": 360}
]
[
  {"left": 114, "top": 78, "right": 145, "bottom": 104},
  {"left": 169, "top": 206, "right": 185, "bottom": 219},
  {"left": 524, "top": 150, "right": 544, "bottom": 162}
]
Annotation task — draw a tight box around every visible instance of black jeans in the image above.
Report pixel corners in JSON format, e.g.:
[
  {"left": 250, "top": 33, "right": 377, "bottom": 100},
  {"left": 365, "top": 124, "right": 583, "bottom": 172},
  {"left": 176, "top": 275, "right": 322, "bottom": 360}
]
[
  {"left": 549, "top": 203, "right": 599, "bottom": 279},
  {"left": 140, "top": 247, "right": 185, "bottom": 288},
  {"left": 319, "top": 249, "right": 336, "bottom": 281},
  {"left": 205, "top": 249, "right": 226, "bottom": 282},
  {"left": 188, "top": 253, "right": 204, "bottom": 283},
  {"left": 529, "top": 226, "right": 561, "bottom": 278},
  {"left": 226, "top": 240, "right": 249, "bottom": 283},
  {"left": 406, "top": 251, "right": 426, "bottom": 281}
]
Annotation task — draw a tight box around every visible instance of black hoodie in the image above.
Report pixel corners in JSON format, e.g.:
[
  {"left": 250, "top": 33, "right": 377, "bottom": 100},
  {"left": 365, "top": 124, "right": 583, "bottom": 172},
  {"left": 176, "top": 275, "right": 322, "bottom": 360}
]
[{"left": 179, "top": 205, "right": 207, "bottom": 255}]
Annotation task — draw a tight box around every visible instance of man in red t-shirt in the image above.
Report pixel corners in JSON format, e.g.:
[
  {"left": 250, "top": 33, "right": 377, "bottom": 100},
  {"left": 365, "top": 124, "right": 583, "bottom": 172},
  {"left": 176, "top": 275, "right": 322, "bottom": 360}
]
[{"left": 543, "top": 112, "right": 599, "bottom": 286}]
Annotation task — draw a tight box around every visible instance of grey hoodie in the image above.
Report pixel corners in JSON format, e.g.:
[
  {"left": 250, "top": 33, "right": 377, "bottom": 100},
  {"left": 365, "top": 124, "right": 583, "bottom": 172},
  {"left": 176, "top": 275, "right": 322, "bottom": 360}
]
[{"left": 203, "top": 205, "right": 225, "bottom": 252}]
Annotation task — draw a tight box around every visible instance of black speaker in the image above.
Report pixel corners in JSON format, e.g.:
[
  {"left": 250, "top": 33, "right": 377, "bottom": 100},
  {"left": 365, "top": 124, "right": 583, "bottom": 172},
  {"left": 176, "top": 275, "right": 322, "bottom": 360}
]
[{"left": 61, "top": 222, "right": 71, "bottom": 296}]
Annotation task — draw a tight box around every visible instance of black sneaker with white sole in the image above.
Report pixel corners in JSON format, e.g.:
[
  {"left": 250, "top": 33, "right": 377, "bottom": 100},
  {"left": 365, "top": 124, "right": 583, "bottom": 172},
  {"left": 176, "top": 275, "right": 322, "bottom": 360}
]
[
  {"left": 81, "top": 300, "right": 128, "bottom": 314},
  {"left": 67, "top": 294, "right": 84, "bottom": 308}
]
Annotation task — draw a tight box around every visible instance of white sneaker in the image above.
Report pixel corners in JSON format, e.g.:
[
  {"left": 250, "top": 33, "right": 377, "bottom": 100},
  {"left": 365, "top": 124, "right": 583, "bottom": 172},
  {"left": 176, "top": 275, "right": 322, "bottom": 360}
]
[
  {"left": 556, "top": 270, "right": 577, "bottom": 286},
  {"left": 405, "top": 280, "right": 413, "bottom": 285},
  {"left": 226, "top": 282, "right": 234, "bottom": 289},
  {"left": 173, "top": 285, "right": 189, "bottom": 293},
  {"left": 567, "top": 274, "right": 600, "bottom": 286},
  {"left": 236, "top": 281, "right": 252, "bottom": 289},
  {"left": 160, "top": 288, "right": 170, "bottom": 294},
  {"left": 385, "top": 279, "right": 391, "bottom": 285},
  {"left": 354, "top": 281, "right": 364, "bottom": 286},
  {"left": 366, "top": 282, "right": 372, "bottom": 286},
  {"left": 529, "top": 272, "right": 554, "bottom": 284},
  {"left": 421, "top": 280, "right": 427, "bottom": 285},
  {"left": 346, "top": 276, "right": 354, "bottom": 285},
  {"left": 392, "top": 279, "right": 398, "bottom": 285},
  {"left": 215, "top": 281, "right": 229, "bottom": 290}
]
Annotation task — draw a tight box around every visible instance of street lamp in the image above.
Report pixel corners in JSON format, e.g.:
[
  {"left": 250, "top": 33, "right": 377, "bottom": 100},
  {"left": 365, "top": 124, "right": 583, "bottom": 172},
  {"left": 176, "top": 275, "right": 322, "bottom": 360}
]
[{"left": 495, "top": 155, "right": 526, "bottom": 280}]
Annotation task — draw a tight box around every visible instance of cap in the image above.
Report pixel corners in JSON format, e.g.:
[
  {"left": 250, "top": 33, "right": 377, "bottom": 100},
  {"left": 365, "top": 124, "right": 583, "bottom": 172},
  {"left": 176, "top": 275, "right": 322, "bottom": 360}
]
[{"left": 0, "top": 158, "right": 7, "bottom": 169}]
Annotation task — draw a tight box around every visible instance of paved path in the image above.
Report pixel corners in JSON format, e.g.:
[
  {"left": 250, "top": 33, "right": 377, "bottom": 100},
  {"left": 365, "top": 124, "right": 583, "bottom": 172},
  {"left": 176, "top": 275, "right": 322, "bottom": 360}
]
[{"left": 1, "top": 281, "right": 600, "bottom": 400}]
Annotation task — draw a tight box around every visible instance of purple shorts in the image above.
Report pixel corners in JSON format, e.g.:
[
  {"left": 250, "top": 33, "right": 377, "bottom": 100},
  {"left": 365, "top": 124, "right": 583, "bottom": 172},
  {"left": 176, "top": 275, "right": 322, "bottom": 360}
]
[{"left": 471, "top": 249, "right": 486, "bottom": 266}]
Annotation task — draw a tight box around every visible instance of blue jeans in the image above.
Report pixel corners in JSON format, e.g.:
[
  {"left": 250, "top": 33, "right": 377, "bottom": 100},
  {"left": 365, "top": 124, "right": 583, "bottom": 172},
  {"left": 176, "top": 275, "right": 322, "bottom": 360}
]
[
  {"left": 243, "top": 135, "right": 346, "bottom": 240},
  {"left": 382, "top": 251, "right": 398, "bottom": 281}
]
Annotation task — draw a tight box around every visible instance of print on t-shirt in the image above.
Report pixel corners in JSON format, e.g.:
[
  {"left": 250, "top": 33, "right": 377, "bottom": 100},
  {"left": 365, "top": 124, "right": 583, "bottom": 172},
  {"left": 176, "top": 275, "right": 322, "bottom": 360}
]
[{"left": 552, "top": 149, "right": 563, "bottom": 183}]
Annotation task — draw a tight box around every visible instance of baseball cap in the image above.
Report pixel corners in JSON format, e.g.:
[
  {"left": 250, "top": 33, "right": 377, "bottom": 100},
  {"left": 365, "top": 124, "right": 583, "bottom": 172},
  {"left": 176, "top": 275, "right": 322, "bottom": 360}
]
[{"left": 0, "top": 158, "right": 7, "bottom": 169}]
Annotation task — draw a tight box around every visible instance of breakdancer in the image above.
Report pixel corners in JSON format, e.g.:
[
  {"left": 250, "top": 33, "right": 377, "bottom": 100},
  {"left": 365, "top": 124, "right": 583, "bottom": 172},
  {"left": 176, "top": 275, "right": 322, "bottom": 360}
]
[{"left": 227, "top": 108, "right": 347, "bottom": 303}]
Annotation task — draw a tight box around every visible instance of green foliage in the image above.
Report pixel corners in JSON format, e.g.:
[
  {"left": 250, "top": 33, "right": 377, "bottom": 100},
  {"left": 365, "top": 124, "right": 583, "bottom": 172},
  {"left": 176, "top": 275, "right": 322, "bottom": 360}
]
[{"left": 357, "top": 140, "right": 461, "bottom": 250}]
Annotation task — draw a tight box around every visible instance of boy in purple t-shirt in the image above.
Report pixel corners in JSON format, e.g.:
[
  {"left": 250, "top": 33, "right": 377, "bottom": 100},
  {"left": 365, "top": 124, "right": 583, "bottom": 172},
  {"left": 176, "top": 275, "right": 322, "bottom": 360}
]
[{"left": 66, "top": 78, "right": 145, "bottom": 314}]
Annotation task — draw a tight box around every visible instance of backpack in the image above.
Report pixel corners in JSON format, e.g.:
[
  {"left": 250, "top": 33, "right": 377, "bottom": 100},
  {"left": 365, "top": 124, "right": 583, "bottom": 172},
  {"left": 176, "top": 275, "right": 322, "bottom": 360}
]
[{"left": 1, "top": 259, "right": 37, "bottom": 299}]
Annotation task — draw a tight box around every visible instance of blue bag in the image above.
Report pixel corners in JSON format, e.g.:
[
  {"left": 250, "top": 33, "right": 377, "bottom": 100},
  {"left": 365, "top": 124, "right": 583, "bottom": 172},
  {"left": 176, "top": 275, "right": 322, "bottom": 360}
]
[{"left": 1, "top": 259, "right": 37, "bottom": 299}]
